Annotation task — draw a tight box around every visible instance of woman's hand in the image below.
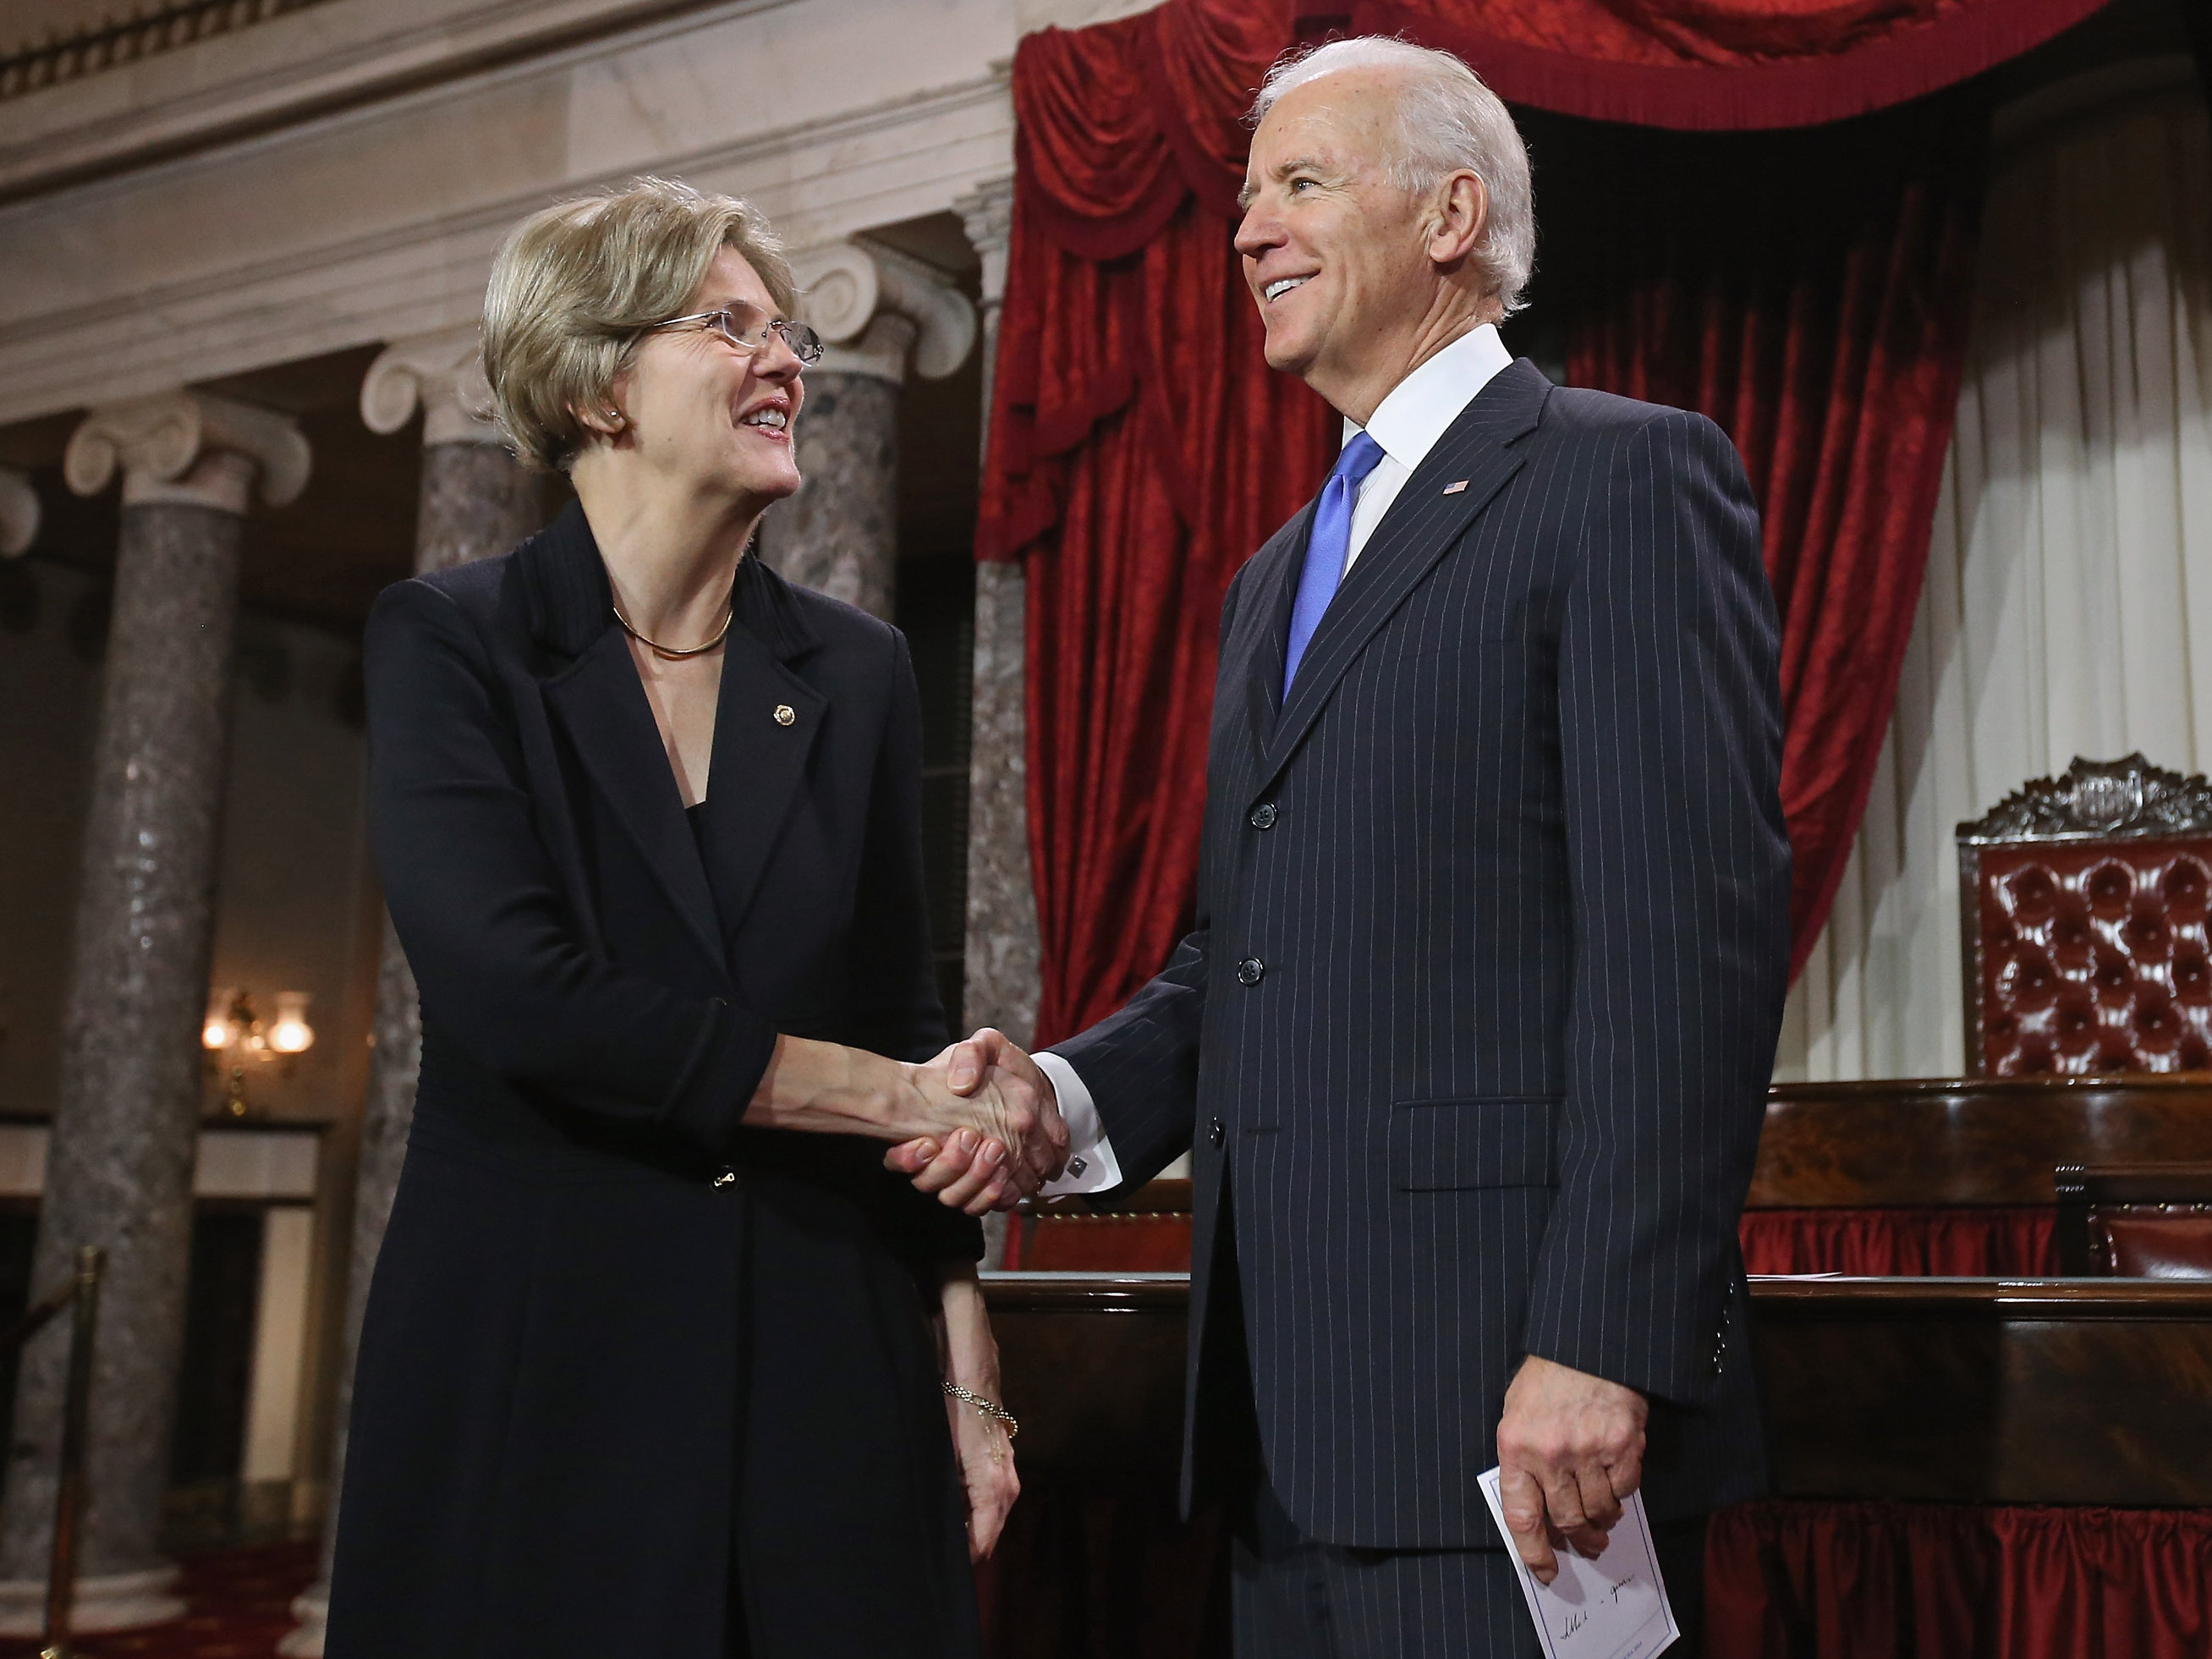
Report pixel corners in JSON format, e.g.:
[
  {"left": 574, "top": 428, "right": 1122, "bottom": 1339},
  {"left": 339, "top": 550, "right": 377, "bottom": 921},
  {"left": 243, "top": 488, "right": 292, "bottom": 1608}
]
[
  {"left": 934, "top": 1265, "right": 1018, "bottom": 1562},
  {"left": 744, "top": 1036, "right": 1063, "bottom": 1202},
  {"left": 898, "top": 1042, "right": 1068, "bottom": 1203},
  {"left": 885, "top": 1034, "right": 1068, "bottom": 1213}
]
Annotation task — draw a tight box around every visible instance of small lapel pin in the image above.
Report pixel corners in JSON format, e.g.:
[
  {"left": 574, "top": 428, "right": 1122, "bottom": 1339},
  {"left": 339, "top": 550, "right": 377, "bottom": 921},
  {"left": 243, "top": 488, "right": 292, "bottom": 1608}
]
[
  {"left": 773, "top": 704, "right": 796, "bottom": 726},
  {"left": 1441, "top": 480, "right": 1469, "bottom": 495}
]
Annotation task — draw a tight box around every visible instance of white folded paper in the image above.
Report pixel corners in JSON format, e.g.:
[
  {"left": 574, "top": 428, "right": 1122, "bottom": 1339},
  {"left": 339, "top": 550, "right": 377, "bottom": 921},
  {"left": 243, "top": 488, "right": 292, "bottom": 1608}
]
[{"left": 1478, "top": 1467, "right": 1680, "bottom": 1659}]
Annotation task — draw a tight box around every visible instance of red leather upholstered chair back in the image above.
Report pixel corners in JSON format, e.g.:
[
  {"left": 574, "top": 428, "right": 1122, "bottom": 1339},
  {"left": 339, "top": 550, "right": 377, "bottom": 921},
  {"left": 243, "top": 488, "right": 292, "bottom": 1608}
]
[
  {"left": 1959, "top": 755, "right": 2212, "bottom": 1075},
  {"left": 2056, "top": 1162, "right": 2212, "bottom": 1277}
]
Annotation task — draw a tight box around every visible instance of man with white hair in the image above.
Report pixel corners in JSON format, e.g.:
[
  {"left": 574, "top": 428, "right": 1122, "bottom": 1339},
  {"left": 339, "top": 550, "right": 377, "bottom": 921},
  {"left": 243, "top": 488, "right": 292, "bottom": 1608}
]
[{"left": 910, "top": 36, "right": 1790, "bottom": 1655}]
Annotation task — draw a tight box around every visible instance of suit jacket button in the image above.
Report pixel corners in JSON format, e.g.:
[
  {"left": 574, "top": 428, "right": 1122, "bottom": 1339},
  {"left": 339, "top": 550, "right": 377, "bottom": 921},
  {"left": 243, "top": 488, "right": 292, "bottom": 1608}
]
[
  {"left": 1249, "top": 802, "right": 1277, "bottom": 830},
  {"left": 1209, "top": 1118, "right": 1226, "bottom": 1148},
  {"left": 1236, "top": 957, "right": 1265, "bottom": 986}
]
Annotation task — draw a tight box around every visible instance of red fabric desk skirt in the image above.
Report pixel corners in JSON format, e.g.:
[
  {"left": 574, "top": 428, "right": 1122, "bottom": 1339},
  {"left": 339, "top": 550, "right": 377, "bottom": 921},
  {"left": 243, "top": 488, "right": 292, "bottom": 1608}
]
[
  {"left": 1739, "top": 1207, "right": 2058, "bottom": 1277},
  {"left": 1708, "top": 1500, "right": 2212, "bottom": 1659},
  {"left": 1011, "top": 1207, "right": 2061, "bottom": 1277}
]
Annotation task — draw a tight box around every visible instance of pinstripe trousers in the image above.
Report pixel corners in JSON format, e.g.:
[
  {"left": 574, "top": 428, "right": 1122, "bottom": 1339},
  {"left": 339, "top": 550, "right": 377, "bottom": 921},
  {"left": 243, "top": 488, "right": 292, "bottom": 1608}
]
[
  {"left": 1205, "top": 1184, "right": 1708, "bottom": 1659},
  {"left": 1229, "top": 1481, "right": 1708, "bottom": 1659}
]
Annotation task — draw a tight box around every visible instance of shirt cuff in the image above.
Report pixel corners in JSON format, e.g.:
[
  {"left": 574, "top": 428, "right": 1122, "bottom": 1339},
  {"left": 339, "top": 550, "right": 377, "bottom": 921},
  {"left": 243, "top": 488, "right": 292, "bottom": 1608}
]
[{"left": 1034, "top": 1051, "right": 1123, "bottom": 1196}]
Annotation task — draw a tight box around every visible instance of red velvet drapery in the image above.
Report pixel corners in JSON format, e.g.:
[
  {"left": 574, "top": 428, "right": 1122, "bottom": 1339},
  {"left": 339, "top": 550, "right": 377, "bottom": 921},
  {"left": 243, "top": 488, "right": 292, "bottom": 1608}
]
[
  {"left": 981, "top": 0, "right": 2082, "bottom": 1038},
  {"left": 1552, "top": 96, "right": 1988, "bottom": 979},
  {"left": 980, "top": 3, "right": 1337, "bottom": 1044},
  {"left": 1707, "top": 1502, "right": 2212, "bottom": 1659},
  {"left": 1298, "top": 1, "right": 2109, "bottom": 130}
]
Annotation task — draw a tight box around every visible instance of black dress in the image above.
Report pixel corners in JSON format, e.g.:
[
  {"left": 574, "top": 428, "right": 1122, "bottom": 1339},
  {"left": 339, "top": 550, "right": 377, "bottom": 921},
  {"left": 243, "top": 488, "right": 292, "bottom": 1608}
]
[{"left": 327, "top": 501, "right": 981, "bottom": 1659}]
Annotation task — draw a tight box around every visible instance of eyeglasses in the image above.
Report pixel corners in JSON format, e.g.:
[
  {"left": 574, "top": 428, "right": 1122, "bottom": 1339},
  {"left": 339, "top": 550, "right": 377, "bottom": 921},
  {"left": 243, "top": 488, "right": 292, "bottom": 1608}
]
[{"left": 649, "top": 309, "right": 824, "bottom": 364}]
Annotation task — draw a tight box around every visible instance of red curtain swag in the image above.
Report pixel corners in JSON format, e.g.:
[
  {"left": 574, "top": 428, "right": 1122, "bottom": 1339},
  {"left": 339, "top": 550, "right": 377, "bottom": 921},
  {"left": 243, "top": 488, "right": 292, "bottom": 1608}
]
[
  {"left": 985, "top": 0, "right": 2053, "bottom": 1038},
  {"left": 1706, "top": 1501, "right": 2212, "bottom": 1659},
  {"left": 1297, "top": 0, "right": 2108, "bottom": 132}
]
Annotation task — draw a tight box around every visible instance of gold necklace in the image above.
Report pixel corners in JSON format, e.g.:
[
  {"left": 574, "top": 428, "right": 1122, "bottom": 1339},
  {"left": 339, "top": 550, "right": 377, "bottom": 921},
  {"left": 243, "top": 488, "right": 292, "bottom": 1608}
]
[{"left": 612, "top": 597, "right": 733, "bottom": 659}]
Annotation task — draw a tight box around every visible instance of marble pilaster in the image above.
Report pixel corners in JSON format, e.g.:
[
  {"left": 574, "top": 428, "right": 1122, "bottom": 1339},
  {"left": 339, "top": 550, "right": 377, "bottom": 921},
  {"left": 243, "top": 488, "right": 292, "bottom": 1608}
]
[
  {"left": 758, "top": 240, "right": 977, "bottom": 622},
  {"left": 280, "top": 332, "right": 546, "bottom": 1659},
  {"left": 952, "top": 179, "right": 1040, "bottom": 1052},
  {"left": 0, "top": 393, "right": 308, "bottom": 1634},
  {"left": 363, "top": 325, "right": 549, "bottom": 576},
  {"left": 762, "top": 321, "right": 908, "bottom": 620},
  {"left": 0, "top": 466, "right": 37, "bottom": 557}
]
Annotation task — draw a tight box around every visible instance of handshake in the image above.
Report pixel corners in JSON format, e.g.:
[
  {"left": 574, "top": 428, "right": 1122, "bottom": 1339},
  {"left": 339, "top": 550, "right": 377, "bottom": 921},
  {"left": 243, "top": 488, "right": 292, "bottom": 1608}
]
[{"left": 886, "top": 1029, "right": 1067, "bottom": 1216}]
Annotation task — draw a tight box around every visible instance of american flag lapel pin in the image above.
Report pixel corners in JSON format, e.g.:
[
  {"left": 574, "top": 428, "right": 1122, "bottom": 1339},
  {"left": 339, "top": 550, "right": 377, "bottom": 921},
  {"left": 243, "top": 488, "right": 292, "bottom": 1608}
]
[{"left": 1441, "top": 479, "right": 1469, "bottom": 495}]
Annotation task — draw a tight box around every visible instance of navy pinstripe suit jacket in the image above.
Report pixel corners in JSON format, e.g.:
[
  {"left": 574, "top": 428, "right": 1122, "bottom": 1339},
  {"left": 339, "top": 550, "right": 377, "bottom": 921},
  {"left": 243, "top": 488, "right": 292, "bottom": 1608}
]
[{"left": 1051, "top": 360, "right": 1792, "bottom": 1550}]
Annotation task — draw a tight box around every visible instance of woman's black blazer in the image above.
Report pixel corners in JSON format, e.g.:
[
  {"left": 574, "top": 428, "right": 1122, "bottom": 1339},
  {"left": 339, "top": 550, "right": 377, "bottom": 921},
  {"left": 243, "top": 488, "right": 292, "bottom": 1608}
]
[{"left": 327, "top": 501, "right": 980, "bottom": 1658}]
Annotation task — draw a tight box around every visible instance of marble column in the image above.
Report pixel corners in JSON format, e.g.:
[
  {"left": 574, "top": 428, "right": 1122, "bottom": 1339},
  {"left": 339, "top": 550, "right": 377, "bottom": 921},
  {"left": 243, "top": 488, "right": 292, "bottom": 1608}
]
[
  {"left": 760, "top": 239, "right": 977, "bottom": 621},
  {"left": 953, "top": 179, "right": 1042, "bottom": 1052},
  {"left": 0, "top": 466, "right": 37, "bottom": 557},
  {"left": 280, "top": 328, "right": 546, "bottom": 1659},
  {"left": 0, "top": 393, "right": 309, "bottom": 1634}
]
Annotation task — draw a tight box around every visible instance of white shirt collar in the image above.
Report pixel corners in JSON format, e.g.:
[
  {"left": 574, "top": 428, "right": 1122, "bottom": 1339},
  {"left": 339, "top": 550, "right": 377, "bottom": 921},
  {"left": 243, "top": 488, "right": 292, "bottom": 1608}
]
[{"left": 1343, "top": 323, "right": 1515, "bottom": 470}]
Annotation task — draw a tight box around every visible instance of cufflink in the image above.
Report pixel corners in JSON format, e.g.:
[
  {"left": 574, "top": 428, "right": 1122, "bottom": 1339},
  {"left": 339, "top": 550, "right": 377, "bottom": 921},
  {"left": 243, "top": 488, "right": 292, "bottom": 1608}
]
[{"left": 1067, "top": 1156, "right": 1088, "bottom": 1178}]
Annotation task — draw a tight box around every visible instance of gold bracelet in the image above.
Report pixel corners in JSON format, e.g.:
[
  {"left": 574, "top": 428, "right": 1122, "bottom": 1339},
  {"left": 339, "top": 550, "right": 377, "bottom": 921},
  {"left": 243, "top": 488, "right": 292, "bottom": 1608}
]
[{"left": 942, "top": 1382, "right": 1018, "bottom": 1438}]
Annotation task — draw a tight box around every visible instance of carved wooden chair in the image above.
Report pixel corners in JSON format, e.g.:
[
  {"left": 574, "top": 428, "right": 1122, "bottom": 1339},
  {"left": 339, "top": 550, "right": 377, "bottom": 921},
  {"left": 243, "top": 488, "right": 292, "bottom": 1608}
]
[
  {"left": 2055, "top": 1162, "right": 2212, "bottom": 1277},
  {"left": 1958, "top": 755, "right": 2212, "bottom": 1075}
]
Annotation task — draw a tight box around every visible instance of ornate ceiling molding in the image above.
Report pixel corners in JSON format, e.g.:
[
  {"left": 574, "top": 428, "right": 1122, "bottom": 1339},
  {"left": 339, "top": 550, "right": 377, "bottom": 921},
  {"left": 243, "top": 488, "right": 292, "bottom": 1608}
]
[
  {"left": 0, "top": 60, "right": 1014, "bottom": 426},
  {"left": 0, "top": 0, "right": 794, "bottom": 203},
  {"left": 1, "top": 1, "right": 335, "bottom": 107}
]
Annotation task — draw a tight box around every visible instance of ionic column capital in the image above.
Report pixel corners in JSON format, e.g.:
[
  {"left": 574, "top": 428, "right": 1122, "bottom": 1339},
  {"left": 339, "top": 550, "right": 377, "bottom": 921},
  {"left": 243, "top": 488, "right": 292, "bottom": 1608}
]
[
  {"left": 0, "top": 467, "right": 36, "bottom": 558},
  {"left": 360, "top": 326, "right": 499, "bottom": 447},
  {"left": 792, "top": 239, "right": 976, "bottom": 386},
  {"left": 952, "top": 177, "right": 1015, "bottom": 308},
  {"left": 63, "top": 391, "right": 310, "bottom": 515}
]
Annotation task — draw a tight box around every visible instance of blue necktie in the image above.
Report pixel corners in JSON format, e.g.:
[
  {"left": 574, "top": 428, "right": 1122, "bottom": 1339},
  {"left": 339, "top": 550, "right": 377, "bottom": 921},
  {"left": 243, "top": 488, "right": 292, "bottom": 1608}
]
[{"left": 1284, "top": 431, "right": 1387, "bottom": 696}]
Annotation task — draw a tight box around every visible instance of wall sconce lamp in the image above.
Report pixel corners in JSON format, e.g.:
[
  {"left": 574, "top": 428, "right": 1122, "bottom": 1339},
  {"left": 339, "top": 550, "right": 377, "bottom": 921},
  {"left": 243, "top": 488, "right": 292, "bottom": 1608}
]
[
  {"left": 201, "top": 988, "right": 314, "bottom": 1117},
  {"left": 268, "top": 992, "right": 316, "bottom": 1055}
]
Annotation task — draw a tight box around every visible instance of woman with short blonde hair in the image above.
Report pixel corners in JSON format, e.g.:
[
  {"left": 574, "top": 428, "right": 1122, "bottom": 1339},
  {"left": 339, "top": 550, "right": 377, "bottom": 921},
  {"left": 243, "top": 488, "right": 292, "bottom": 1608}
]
[
  {"left": 325, "top": 175, "right": 1054, "bottom": 1659},
  {"left": 481, "top": 181, "right": 799, "bottom": 470}
]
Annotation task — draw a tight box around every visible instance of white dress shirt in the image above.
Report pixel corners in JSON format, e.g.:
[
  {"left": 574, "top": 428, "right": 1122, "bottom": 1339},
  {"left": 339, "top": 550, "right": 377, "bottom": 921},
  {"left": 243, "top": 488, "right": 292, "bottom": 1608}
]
[{"left": 1036, "top": 323, "right": 1516, "bottom": 1197}]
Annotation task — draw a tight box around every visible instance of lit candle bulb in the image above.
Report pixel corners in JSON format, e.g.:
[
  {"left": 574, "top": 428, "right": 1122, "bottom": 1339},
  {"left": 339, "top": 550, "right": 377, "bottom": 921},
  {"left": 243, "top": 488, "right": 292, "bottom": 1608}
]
[
  {"left": 269, "top": 992, "right": 316, "bottom": 1055},
  {"left": 202, "top": 990, "right": 236, "bottom": 1051}
]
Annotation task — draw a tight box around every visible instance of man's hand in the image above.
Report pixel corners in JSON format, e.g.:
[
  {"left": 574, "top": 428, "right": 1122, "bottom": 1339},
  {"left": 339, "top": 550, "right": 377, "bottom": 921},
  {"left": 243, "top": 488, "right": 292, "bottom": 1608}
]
[
  {"left": 1494, "top": 1354, "right": 1648, "bottom": 1585},
  {"left": 886, "top": 1030, "right": 1066, "bottom": 1215}
]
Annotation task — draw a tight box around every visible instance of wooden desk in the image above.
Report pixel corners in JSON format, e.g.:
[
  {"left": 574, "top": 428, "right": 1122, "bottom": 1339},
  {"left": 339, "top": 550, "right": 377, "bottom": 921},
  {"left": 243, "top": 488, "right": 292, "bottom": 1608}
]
[
  {"left": 1755, "top": 1275, "right": 2212, "bottom": 1506},
  {"left": 1752, "top": 1074, "right": 2212, "bottom": 1206},
  {"left": 1018, "top": 1077, "right": 2212, "bottom": 1235},
  {"left": 984, "top": 1272, "right": 1190, "bottom": 1477},
  {"left": 985, "top": 1272, "right": 2212, "bottom": 1508}
]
